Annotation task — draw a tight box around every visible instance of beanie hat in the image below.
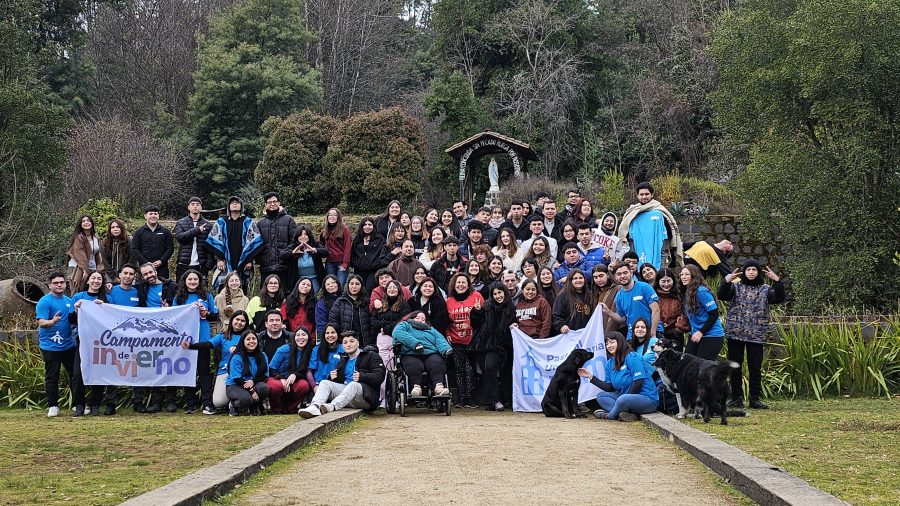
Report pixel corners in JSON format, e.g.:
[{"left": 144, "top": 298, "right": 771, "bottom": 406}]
[{"left": 741, "top": 259, "right": 764, "bottom": 286}]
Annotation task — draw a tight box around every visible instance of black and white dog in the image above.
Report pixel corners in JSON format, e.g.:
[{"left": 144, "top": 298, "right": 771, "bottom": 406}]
[{"left": 652, "top": 339, "right": 740, "bottom": 425}]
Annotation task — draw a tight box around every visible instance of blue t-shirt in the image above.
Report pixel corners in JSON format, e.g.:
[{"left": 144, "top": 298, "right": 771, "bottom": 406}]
[
  {"left": 614, "top": 280, "right": 662, "bottom": 337},
  {"left": 309, "top": 344, "right": 344, "bottom": 382},
  {"left": 35, "top": 293, "right": 75, "bottom": 351},
  {"left": 108, "top": 286, "right": 140, "bottom": 307},
  {"left": 174, "top": 292, "right": 218, "bottom": 342},
  {"left": 341, "top": 356, "right": 358, "bottom": 385},
  {"left": 605, "top": 352, "right": 659, "bottom": 402},
  {"left": 208, "top": 332, "right": 241, "bottom": 375},
  {"left": 145, "top": 284, "right": 163, "bottom": 308},
  {"left": 685, "top": 286, "right": 724, "bottom": 337},
  {"left": 71, "top": 291, "right": 102, "bottom": 339},
  {"left": 630, "top": 336, "right": 659, "bottom": 384},
  {"left": 227, "top": 353, "right": 268, "bottom": 385},
  {"left": 629, "top": 209, "right": 667, "bottom": 269}
]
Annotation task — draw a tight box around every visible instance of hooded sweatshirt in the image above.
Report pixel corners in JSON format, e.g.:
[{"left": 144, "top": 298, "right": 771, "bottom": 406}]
[
  {"left": 593, "top": 212, "right": 629, "bottom": 262},
  {"left": 514, "top": 295, "right": 552, "bottom": 338}
]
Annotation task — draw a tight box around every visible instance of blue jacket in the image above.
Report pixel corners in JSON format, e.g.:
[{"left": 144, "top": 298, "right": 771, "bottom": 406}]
[
  {"left": 309, "top": 344, "right": 344, "bottom": 383},
  {"left": 268, "top": 344, "right": 308, "bottom": 378},
  {"left": 206, "top": 215, "right": 263, "bottom": 270},
  {"left": 553, "top": 258, "right": 585, "bottom": 286},
  {"left": 577, "top": 243, "right": 608, "bottom": 275},
  {"left": 392, "top": 321, "right": 452, "bottom": 356},
  {"left": 227, "top": 353, "right": 268, "bottom": 386}
]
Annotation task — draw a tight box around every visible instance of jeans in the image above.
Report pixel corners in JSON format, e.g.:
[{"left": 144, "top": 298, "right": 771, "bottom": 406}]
[
  {"left": 226, "top": 382, "right": 270, "bottom": 410},
  {"left": 326, "top": 263, "right": 348, "bottom": 286},
  {"left": 310, "top": 380, "right": 370, "bottom": 410},
  {"left": 727, "top": 339, "right": 764, "bottom": 400},
  {"left": 685, "top": 336, "right": 724, "bottom": 361},
  {"left": 41, "top": 347, "right": 85, "bottom": 408},
  {"left": 596, "top": 391, "right": 657, "bottom": 420}
]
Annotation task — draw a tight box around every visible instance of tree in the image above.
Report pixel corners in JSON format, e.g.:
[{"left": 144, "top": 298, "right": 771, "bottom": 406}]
[
  {"left": 254, "top": 110, "right": 340, "bottom": 213},
  {"left": 711, "top": 0, "right": 900, "bottom": 311},
  {"left": 187, "top": 0, "right": 322, "bottom": 203},
  {"left": 324, "top": 107, "right": 425, "bottom": 212}
]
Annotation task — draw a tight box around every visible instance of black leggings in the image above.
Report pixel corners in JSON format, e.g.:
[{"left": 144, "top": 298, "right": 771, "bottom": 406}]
[
  {"left": 184, "top": 348, "right": 213, "bottom": 408},
  {"left": 401, "top": 354, "right": 446, "bottom": 387},
  {"left": 226, "top": 382, "right": 270, "bottom": 409},
  {"left": 476, "top": 351, "right": 500, "bottom": 406},
  {"left": 684, "top": 336, "right": 724, "bottom": 361},
  {"left": 727, "top": 339, "right": 764, "bottom": 400}
]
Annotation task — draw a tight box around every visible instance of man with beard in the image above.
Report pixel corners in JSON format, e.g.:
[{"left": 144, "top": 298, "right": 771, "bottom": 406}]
[
  {"left": 256, "top": 192, "right": 297, "bottom": 287},
  {"left": 617, "top": 183, "right": 682, "bottom": 269}
]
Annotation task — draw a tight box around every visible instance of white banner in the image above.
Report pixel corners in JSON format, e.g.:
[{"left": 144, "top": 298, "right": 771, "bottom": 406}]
[
  {"left": 78, "top": 303, "right": 199, "bottom": 387},
  {"left": 512, "top": 306, "right": 607, "bottom": 412}
]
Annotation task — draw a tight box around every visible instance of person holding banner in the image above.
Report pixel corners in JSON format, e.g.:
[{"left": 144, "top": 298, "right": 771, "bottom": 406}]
[
  {"left": 552, "top": 269, "right": 595, "bottom": 334},
  {"left": 445, "top": 272, "right": 483, "bottom": 408},
  {"left": 579, "top": 331, "right": 658, "bottom": 422},
  {"left": 36, "top": 272, "right": 85, "bottom": 417},
  {"left": 71, "top": 271, "right": 112, "bottom": 416},
  {"left": 266, "top": 326, "right": 315, "bottom": 414},
  {"left": 136, "top": 263, "right": 178, "bottom": 413},
  {"left": 172, "top": 270, "right": 219, "bottom": 414},
  {"left": 105, "top": 264, "right": 139, "bottom": 412},
  {"left": 514, "top": 279, "right": 552, "bottom": 339},
  {"left": 182, "top": 310, "right": 249, "bottom": 414},
  {"left": 226, "top": 331, "right": 270, "bottom": 416},
  {"left": 470, "top": 283, "right": 517, "bottom": 411}
]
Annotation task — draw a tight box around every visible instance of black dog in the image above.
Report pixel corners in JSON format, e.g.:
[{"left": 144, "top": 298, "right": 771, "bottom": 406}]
[
  {"left": 541, "top": 349, "right": 594, "bottom": 419},
  {"left": 652, "top": 348, "right": 738, "bottom": 425}
]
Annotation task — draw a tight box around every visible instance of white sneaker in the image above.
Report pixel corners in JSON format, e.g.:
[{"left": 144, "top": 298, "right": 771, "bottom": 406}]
[
  {"left": 433, "top": 383, "right": 450, "bottom": 397},
  {"left": 409, "top": 385, "right": 422, "bottom": 397},
  {"left": 298, "top": 405, "right": 321, "bottom": 418},
  {"left": 320, "top": 403, "right": 333, "bottom": 414},
  {"left": 47, "top": 406, "right": 59, "bottom": 417}
]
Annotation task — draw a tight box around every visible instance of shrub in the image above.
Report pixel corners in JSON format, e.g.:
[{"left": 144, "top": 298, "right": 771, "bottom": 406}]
[
  {"left": 596, "top": 167, "right": 625, "bottom": 214},
  {"left": 324, "top": 108, "right": 425, "bottom": 213},
  {"left": 77, "top": 198, "right": 124, "bottom": 231},
  {"left": 0, "top": 338, "right": 70, "bottom": 409},
  {"left": 255, "top": 110, "right": 340, "bottom": 214}
]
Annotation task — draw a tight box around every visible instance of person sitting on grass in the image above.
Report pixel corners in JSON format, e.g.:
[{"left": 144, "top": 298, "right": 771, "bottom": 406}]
[
  {"left": 266, "top": 326, "right": 315, "bottom": 414},
  {"left": 298, "top": 332, "right": 385, "bottom": 418},
  {"left": 391, "top": 311, "right": 452, "bottom": 398},
  {"left": 579, "top": 331, "right": 658, "bottom": 422},
  {"left": 226, "top": 330, "right": 270, "bottom": 416}
]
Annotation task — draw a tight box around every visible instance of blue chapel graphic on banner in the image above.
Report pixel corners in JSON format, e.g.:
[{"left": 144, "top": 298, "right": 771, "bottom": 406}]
[{"left": 520, "top": 346, "right": 545, "bottom": 396}]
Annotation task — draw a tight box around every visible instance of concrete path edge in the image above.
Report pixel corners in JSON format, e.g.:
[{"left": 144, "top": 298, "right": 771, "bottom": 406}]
[
  {"left": 120, "top": 409, "right": 363, "bottom": 506},
  {"left": 641, "top": 412, "right": 848, "bottom": 506}
]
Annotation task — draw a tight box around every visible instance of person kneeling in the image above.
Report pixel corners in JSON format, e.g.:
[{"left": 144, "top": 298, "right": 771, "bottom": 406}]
[
  {"left": 298, "top": 332, "right": 385, "bottom": 417},
  {"left": 226, "top": 330, "right": 270, "bottom": 416},
  {"left": 392, "top": 311, "right": 452, "bottom": 397},
  {"left": 578, "top": 331, "right": 658, "bottom": 422}
]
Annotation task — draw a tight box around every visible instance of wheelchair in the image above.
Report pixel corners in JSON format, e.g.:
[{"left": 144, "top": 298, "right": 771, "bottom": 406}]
[{"left": 385, "top": 343, "right": 452, "bottom": 417}]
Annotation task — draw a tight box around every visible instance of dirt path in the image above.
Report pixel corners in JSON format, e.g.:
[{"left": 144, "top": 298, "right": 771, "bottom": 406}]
[{"left": 241, "top": 409, "right": 735, "bottom": 505}]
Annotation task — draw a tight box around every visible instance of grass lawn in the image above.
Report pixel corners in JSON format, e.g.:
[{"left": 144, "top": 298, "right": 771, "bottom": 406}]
[
  {"left": 0, "top": 408, "right": 300, "bottom": 505},
  {"left": 683, "top": 397, "right": 900, "bottom": 506}
]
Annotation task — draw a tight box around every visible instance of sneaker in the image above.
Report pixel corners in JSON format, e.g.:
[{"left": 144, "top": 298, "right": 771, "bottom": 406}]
[
  {"left": 88, "top": 405, "right": 101, "bottom": 416},
  {"left": 228, "top": 402, "right": 239, "bottom": 417},
  {"left": 494, "top": 402, "right": 505, "bottom": 412},
  {"left": 72, "top": 405, "right": 85, "bottom": 417},
  {"left": 618, "top": 412, "right": 639, "bottom": 422},
  {"left": 104, "top": 404, "right": 116, "bottom": 416},
  {"left": 749, "top": 399, "right": 769, "bottom": 409},
  {"left": 202, "top": 406, "right": 217, "bottom": 415},
  {"left": 320, "top": 403, "right": 334, "bottom": 414},
  {"left": 433, "top": 383, "right": 450, "bottom": 397},
  {"left": 298, "top": 404, "right": 321, "bottom": 418},
  {"left": 592, "top": 409, "right": 609, "bottom": 420},
  {"left": 184, "top": 405, "right": 197, "bottom": 414},
  {"left": 166, "top": 402, "right": 177, "bottom": 413},
  {"left": 147, "top": 402, "right": 161, "bottom": 413},
  {"left": 727, "top": 398, "right": 745, "bottom": 408},
  {"left": 47, "top": 406, "right": 59, "bottom": 418},
  {"left": 262, "top": 399, "right": 271, "bottom": 412},
  {"left": 409, "top": 385, "right": 422, "bottom": 397}
]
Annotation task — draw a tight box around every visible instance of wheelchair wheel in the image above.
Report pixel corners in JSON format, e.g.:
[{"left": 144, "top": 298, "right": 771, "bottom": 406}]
[
  {"left": 386, "top": 374, "right": 398, "bottom": 415},
  {"left": 444, "top": 400, "right": 451, "bottom": 416},
  {"left": 399, "top": 389, "right": 407, "bottom": 417}
]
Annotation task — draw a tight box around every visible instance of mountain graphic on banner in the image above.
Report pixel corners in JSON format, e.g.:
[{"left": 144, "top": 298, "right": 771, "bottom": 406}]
[{"left": 112, "top": 318, "right": 179, "bottom": 335}]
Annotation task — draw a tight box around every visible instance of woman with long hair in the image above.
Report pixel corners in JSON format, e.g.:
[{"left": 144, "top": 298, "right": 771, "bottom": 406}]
[
  {"left": 654, "top": 267, "right": 689, "bottom": 350},
  {"left": 372, "top": 280, "right": 410, "bottom": 337},
  {"left": 226, "top": 330, "right": 270, "bottom": 416},
  {"left": 408, "top": 276, "right": 449, "bottom": 336},
  {"left": 571, "top": 198, "right": 599, "bottom": 227},
  {"left": 680, "top": 264, "right": 725, "bottom": 360},
  {"left": 409, "top": 216, "right": 428, "bottom": 256},
  {"left": 520, "top": 236, "right": 557, "bottom": 272},
  {"left": 375, "top": 200, "right": 402, "bottom": 239},
  {"left": 247, "top": 274, "right": 286, "bottom": 331},
  {"left": 328, "top": 274, "right": 373, "bottom": 346},
  {"left": 424, "top": 208, "right": 440, "bottom": 235},
  {"left": 470, "top": 283, "right": 517, "bottom": 411},
  {"left": 350, "top": 217, "right": 387, "bottom": 291},
  {"left": 445, "top": 272, "right": 483, "bottom": 408},
  {"left": 66, "top": 215, "right": 105, "bottom": 295},
  {"left": 289, "top": 225, "right": 327, "bottom": 293},
  {"left": 308, "top": 323, "right": 344, "bottom": 389},
  {"left": 215, "top": 271, "right": 250, "bottom": 328},
  {"left": 266, "top": 326, "right": 315, "bottom": 413},
  {"left": 515, "top": 279, "right": 552, "bottom": 339},
  {"left": 552, "top": 269, "right": 594, "bottom": 334},
  {"left": 471, "top": 244, "right": 492, "bottom": 272},
  {"left": 181, "top": 310, "right": 250, "bottom": 413},
  {"left": 101, "top": 218, "right": 133, "bottom": 289},
  {"left": 492, "top": 227, "right": 520, "bottom": 272},
  {"left": 556, "top": 221, "right": 578, "bottom": 264},
  {"left": 537, "top": 266, "right": 558, "bottom": 308},
  {"left": 440, "top": 209, "right": 463, "bottom": 238},
  {"left": 320, "top": 208, "right": 352, "bottom": 286},
  {"left": 465, "top": 259, "right": 488, "bottom": 297},
  {"left": 629, "top": 317, "right": 658, "bottom": 372},
  {"left": 392, "top": 311, "right": 452, "bottom": 398},
  {"left": 399, "top": 212, "right": 412, "bottom": 236},
  {"left": 173, "top": 269, "right": 219, "bottom": 413},
  {"left": 71, "top": 271, "right": 109, "bottom": 416},
  {"left": 419, "top": 226, "right": 446, "bottom": 270},
  {"left": 639, "top": 263, "right": 658, "bottom": 286},
  {"left": 486, "top": 255, "right": 505, "bottom": 284},
  {"left": 281, "top": 278, "right": 317, "bottom": 337},
  {"left": 580, "top": 331, "right": 658, "bottom": 421},
  {"left": 591, "top": 263, "right": 622, "bottom": 334},
  {"left": 315, "top": 274, "right": 342, "bottom": 337},
  {"left": 383, "top": 222, "right": 408, "bottom": 263}
]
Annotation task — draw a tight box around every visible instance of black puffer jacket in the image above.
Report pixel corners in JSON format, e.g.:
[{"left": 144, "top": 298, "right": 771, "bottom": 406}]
[
  {"left": 328, "top": 293, "right": 373, "bottom": 345},
  {"left": 131, "top": 224, "right": 173, "bottom": 267},
  {"left": 350, "top": 234, "right": 387, "bottom": 273},
  {"left": 372, "top": 299, "right": 411, "bottom": 336},
  {"left": 257, "top": 210, "right": 297, "bottom": 273},
  {"left": 334, "top": 346, "right": 385, "bottom": 412},
  {"left": 173, "top": 215, "right": 213, "bottom": 268}
]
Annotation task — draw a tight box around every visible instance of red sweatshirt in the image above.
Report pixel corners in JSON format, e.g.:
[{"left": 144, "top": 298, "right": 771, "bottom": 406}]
[
  {"left": 323, "top": 225, "right": 352, "bottom": 269},
  {"left": 446, "top": 292, "right": 484, "bottom": 345}
]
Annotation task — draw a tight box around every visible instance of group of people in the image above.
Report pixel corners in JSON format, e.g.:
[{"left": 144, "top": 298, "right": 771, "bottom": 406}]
[{"left": 38, "top": 183, "right": 784, "bottom": 420}]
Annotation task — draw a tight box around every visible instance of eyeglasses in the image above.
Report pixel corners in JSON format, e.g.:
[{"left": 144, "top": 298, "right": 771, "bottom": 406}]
[{"left": 266, "top": 200, "right": 279, "bottom": 204}]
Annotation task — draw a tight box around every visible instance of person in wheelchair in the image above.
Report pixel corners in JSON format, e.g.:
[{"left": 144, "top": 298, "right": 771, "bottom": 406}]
[{"left": 391, "top": 311, "right": 453, "bottom": 398}]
